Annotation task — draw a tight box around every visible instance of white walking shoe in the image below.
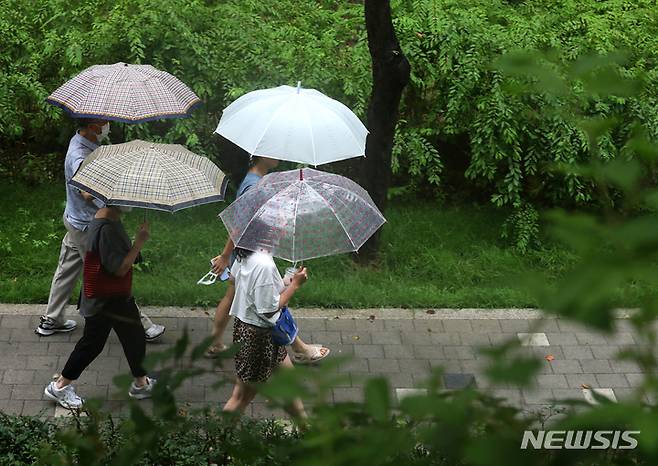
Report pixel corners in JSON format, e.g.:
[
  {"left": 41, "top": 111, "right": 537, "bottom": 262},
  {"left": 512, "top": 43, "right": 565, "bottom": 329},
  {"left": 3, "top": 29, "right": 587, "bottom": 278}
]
[
  {"left": 35, "top": 316, "right": 77, "bottom": 336},
  {"left": 145, "top": 324, "right": 165, "bottom": 342},
  {"left": 128, "top": 377, "right": 157, "bottom": 400},
  {"left": 44, "top": 381, "right": 84, "bottom": 409}
]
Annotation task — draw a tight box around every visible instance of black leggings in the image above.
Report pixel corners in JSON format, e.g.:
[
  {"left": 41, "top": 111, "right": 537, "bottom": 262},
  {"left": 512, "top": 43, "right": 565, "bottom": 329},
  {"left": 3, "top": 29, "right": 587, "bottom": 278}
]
[{"left": 62, "top": 297, "right": 147, "bottom": 380}]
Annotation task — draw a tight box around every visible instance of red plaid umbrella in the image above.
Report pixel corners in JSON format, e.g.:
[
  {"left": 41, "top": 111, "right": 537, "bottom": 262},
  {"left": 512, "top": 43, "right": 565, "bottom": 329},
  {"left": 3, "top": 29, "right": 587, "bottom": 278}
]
[{"left": 47, "top": 62, "right": 200, "bottom": 123}]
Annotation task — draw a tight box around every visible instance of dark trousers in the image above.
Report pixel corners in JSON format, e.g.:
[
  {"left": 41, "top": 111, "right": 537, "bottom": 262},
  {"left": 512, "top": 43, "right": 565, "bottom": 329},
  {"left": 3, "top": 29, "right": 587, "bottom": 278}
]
[{"left": 62, "top": 297, "right": 147, "bottom": 380}]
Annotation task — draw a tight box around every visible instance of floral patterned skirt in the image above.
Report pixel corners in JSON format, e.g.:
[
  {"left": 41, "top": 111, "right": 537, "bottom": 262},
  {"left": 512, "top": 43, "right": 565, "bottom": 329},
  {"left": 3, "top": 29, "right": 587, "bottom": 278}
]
[{"left": 233, "top": 317, "right": 287, "bottom": 383}]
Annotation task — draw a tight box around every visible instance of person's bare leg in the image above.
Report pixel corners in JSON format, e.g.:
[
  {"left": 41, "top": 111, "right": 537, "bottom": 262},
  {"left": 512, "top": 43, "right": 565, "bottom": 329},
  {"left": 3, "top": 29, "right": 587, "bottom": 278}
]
[
  {"left": 210, "top": 283, "right": 235, "bottom": 350},
  {"left": 133, "top": 375, "right": 148, "bottom": 387},
  {"left": 290, "top": 336, "right": 329, "bottom": 359},
  {"left": 223, "top": 379, "right": 257, "bottom": 413},
  {"left": 55, "top": 375, "right": 74, "bottom": 389},
  {"left": 278, "top": 355, "right": 307, "bottom": 419}
]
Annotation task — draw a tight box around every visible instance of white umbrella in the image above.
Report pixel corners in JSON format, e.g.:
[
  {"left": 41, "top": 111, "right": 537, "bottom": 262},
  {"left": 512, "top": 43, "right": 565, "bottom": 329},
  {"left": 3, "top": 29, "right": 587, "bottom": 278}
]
[
  {"left": 214, "top": 83, "right": 368, "bottom": 166},
  {"left": 70, "top": 140, "right": 227, "bottom": 212}
]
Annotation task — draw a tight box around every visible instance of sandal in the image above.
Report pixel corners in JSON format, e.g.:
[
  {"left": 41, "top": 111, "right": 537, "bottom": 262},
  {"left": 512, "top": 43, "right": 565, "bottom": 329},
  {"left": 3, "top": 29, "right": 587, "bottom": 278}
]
[
  {"left": 293, "top": 346, "right": 331, "bottom": 365},
  {"left": 204, "top": 343, "right": 228, "bottom": 359}
]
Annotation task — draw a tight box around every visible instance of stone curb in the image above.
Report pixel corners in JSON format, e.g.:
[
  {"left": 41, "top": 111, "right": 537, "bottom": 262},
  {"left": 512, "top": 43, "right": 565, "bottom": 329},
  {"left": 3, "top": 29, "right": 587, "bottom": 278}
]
[{"left": 0, "top": 304, "right": 638, "bottom": 320}]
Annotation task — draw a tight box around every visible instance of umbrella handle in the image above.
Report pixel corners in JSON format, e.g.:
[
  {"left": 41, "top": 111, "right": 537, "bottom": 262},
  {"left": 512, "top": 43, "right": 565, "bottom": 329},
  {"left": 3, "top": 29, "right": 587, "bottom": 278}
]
[{"left": 299, "top": 168, "right": 303, "bottom": 181}]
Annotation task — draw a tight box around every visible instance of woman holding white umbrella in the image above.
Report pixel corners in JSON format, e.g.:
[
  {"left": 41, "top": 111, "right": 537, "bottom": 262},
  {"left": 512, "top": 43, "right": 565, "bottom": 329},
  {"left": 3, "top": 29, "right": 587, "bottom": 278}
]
[{"left": 205, "top": 82, "right": 368, "bottom": 362}]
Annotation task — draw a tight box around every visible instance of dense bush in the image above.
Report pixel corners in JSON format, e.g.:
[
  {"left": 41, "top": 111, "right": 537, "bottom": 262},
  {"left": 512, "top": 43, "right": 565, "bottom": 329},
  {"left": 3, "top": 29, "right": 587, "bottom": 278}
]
[
  {"left": 2, "top": 0, "right": 658, "bottom": 248},
  {"left": 393, "top": 0, "right": 658, "bottom": 247},
  {"left": 0, "top": 409, "right": 298, "bottom": 465},
  {"left": 0, "top": 0, "right": 368, "bottom": 181},
  {"left": 0, "top": 414, "right": 57, "bottom": 465}
]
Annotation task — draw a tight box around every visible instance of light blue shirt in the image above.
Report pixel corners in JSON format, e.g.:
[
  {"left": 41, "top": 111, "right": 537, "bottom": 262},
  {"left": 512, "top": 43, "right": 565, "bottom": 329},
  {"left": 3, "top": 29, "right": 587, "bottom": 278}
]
[
  {"left": 236, "top": 172, "right": 262, "bottom": 198},
  {"left": 229, "top": 172, "right": 264, "bottom": 267},
  {"left": 63, "top": 132, "right": 103, "bottom": 231}
]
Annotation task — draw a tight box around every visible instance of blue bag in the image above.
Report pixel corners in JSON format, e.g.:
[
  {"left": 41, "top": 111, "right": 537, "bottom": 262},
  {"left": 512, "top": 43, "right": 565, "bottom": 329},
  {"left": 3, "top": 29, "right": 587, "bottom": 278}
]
[{"left": 271, "top": 306, "right": 298, "bottom": 346}]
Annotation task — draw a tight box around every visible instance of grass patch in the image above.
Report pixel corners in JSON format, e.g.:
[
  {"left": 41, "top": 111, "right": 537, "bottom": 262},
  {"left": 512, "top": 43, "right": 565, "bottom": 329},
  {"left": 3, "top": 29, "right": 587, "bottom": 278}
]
[{"left": 0, "top": 181, "right": 605, "bottom": 309}]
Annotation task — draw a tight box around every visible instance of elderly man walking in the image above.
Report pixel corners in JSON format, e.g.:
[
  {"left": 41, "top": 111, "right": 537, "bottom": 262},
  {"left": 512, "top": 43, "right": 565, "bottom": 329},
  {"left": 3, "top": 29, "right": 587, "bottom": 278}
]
[{"left": 35, "top": 119, "right": 165, "bottom": 341}]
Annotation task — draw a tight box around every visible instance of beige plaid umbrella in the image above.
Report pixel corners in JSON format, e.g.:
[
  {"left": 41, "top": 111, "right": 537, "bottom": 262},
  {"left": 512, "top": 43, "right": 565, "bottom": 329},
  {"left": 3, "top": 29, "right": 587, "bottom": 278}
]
[{"left": 70, "top": 140, "right": 227, "bottom": 212}]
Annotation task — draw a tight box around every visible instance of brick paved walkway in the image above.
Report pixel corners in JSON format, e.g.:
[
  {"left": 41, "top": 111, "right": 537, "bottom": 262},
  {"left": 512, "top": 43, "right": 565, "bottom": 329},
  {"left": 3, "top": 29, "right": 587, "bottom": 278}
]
[{"left": 0, "top": 305, "right": 649, "bottom": 419}]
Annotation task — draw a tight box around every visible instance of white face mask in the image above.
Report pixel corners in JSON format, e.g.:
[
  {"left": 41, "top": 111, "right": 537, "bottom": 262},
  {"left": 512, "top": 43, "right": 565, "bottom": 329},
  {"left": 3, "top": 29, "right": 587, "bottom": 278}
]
[{"left": 97, "top": 123, "right": 110, "bottom": 143}]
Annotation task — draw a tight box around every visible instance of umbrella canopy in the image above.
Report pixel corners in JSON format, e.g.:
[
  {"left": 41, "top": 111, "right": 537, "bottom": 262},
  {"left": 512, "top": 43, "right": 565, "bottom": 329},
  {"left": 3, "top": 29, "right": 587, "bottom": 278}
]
[
  {"left": 70, "top": 140, "right": 227, "bottom": 212},
  {"left": 47, "top": 63, "right": 200, "bottom": 123},
  {"left": 214, "top": 83, "right": 368, "bottom": 166},
  {"left": 219, "top": 168, "right": 385, "bottom": 262}
]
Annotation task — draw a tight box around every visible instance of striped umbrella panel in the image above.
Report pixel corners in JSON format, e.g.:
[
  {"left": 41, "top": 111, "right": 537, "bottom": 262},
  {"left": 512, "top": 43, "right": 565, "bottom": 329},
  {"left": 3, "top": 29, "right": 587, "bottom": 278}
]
[
  {"left": 71, "top": 141, "right": 227, "bottom": 212},
  {"left": 47, "top": 63, "right": 201, "bottom": 123}
]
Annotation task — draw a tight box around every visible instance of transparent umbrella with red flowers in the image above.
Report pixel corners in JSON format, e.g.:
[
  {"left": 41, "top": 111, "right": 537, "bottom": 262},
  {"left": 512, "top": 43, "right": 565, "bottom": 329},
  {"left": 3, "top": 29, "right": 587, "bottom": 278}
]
[{"left": 218, "top": 168, "right": 386, "bottom": 263}]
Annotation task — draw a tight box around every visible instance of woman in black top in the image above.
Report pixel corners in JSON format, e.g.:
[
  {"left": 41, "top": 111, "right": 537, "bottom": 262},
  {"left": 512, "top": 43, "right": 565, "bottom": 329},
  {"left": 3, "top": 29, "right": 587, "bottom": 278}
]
[{"left": 44, "top": 205, "right": 156, "bottom": 408}]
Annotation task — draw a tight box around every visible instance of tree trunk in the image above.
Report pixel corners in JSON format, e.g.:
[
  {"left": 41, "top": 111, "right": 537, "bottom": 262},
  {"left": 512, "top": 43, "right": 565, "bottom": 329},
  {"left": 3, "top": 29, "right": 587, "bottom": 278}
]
[{"left": 356, "top": 0, "right": 410, "bottom": 263}]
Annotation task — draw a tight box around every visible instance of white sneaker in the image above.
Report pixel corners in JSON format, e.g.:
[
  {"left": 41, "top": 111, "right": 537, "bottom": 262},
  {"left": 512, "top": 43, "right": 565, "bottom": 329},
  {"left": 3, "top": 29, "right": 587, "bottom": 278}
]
[
  {"left": 145, "top": 324, "right": 165, "bottom": 342},
  {"left": 128, "top": 377, "right": 157, "bottom": 400},
  {"left": 35, "top": 316, "right": 77, "bottom": 336},
  {"left": 44, "top": 381, "right": 84, "bottom": 409}
]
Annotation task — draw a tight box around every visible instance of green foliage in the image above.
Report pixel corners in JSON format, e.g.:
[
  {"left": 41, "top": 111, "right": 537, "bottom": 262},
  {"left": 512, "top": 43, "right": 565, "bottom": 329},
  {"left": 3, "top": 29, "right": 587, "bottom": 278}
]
[
  {"left": 3, "top": 0, "right": 658, "bottom": 242},
  {"left": 5, "top": 3, "right": 658, "bottom": 465},
  {"left": 0, "top": 414, "right": 58, "bottom": 465},
  {"left": 0, "top": 403, "right": 298, "bottom": 466},
  {"left": 501, "top": 202, "right": 540, "bottom": 253},
  {"left": 0, "top": 182, "right": 595, "bottom": 308},
  {"left": 0, "top": 0, "right": 369, "bottom": 173},
  {"left": 396, "top": 0, "right": 658, "bottom": 209}
]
